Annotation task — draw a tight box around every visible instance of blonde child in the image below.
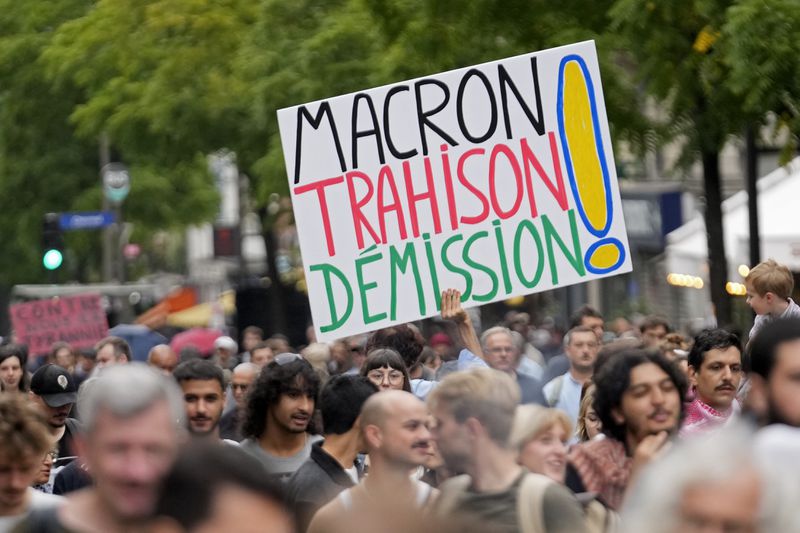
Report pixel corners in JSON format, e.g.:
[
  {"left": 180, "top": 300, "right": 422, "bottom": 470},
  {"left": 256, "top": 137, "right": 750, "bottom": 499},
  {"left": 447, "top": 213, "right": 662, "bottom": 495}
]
[{"left": 745, "top": 259, "right": 800, "bottom": 340}]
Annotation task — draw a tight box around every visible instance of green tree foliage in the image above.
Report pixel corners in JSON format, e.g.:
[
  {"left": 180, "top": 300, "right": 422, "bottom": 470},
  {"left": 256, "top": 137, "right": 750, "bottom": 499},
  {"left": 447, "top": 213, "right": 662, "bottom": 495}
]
[
  {"left": 608, "top": 0, "right": 759, "bottom": 326},
  {"left": 723, "top": 0, "right": 800, "bottom": 158}
]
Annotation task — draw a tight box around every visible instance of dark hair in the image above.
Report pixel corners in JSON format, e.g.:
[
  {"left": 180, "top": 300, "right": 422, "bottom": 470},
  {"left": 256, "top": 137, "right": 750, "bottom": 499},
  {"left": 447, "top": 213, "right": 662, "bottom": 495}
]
[
  {"left": 570, "top": 305, "right": 603, "bottom": 330},
  {"left": 687, "top": 329, "right": 742, "bottom": 370},
  {"left": 0, "top": 344, "right": 29, "bottom": 392},
  {"left": 639, "top": 316, "right": 671, "bottom": 334},
  {"left": 748, "top": 318, "right": 800, "bottom": 378},
  {"left": 49, "top": 341, "right": 74, "bottom": 360},
  {"left": 156, "top": 442, "right": 287, "bottom": 530},
  {"left": 95, "top": 336, "right": 132, "bottom": 362},
  {"left": 243, "top": 326, "right": 264, "bottom": 338},
  {"left": 252, "top": 341, "right": 272, "bottom": 352},
  {"left": 360, "top": 349, "right": 412, "bottom": 393},
  {"left": 366, "top": 325, "right": 425, "bottom": 370},
  {"left": 319, "top": 375, "right": 378, "bottom": 435},
  {"left": 173, "top": 359, "right": 226, "bottom": 391},
  {"left": 242, "top": 359, "right": 320, "bottom": 439},
  {"left": 593, "top": 349, "right": 688, "bottom": 445}
]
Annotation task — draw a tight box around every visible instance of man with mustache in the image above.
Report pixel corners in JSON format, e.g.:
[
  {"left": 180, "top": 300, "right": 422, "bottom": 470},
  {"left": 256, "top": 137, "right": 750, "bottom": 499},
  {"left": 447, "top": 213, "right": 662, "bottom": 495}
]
[
  {"left": 308, "top": 390, "right": 437, "bottom": 533},
  {"left": 240, "top": 354, "right": 322, "bottom": 482},
  {"left": 567, "top": 349, "right": 687, "bottom": 510},
  {"left": 173, "top": 359, "right": 227, "bottom": 441},
  {"left": 543, "top": 325, "right": 600, "bottom": 427},
  {"left": 680, "top": 329, "right": 743, "bottom": 437}
]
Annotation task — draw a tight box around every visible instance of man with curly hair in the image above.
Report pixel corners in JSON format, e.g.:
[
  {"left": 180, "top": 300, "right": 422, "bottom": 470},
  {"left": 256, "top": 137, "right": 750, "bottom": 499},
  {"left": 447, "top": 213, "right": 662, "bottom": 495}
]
[
  {"left": 566, "top": 349, "right": 687, "bottom": 510},
  {"left": 239, "top": 354, "right": 323, "bottom": 483}
]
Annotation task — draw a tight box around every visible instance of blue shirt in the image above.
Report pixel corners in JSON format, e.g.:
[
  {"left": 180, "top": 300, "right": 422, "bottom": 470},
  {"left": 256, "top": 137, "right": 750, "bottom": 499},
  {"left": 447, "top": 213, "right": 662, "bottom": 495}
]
[{"left": 543, "top": 372, "right": 583, "bottom": 426}]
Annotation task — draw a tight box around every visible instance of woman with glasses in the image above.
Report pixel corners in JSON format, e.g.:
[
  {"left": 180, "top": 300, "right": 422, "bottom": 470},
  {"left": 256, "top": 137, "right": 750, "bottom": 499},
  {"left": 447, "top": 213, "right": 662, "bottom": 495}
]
[{"left": 360, "top": 349, "right": 411, "bottom": 392}]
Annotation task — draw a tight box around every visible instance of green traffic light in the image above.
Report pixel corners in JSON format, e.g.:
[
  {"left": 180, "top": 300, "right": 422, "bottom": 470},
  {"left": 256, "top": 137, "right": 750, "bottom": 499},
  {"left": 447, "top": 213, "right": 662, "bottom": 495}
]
[{"left": 43, "top": 249, "right": 63, "bottom": 270}]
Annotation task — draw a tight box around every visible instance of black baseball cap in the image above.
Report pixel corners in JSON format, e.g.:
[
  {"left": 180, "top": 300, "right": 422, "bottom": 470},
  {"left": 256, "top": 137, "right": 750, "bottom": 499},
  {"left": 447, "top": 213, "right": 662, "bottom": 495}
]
[{"left": 30, "top": 364, "right": 78, "bottom": 407}]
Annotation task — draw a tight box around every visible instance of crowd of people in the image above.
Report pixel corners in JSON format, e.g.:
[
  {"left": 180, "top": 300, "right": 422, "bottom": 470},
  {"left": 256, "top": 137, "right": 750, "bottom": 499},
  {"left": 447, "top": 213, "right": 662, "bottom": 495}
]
[{"left": 1, "top": 258, "right": 799, "bottom": 532}]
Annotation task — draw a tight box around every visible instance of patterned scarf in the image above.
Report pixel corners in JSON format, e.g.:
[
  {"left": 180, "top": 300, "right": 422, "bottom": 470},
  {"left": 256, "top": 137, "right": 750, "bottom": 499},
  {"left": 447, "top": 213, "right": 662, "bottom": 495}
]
[
  {"left": 680, "top": 396, "right": 735, "bottom": 438},
  {"left": 568, "top": 437, "right": 631, "bottom": 510}
]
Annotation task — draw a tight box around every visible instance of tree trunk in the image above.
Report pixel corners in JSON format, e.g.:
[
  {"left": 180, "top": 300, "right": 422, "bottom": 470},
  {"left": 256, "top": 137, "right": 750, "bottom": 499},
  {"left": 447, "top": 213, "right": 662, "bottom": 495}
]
[{"left": 702, "top": 149, "right": 732, "bottom": 326}]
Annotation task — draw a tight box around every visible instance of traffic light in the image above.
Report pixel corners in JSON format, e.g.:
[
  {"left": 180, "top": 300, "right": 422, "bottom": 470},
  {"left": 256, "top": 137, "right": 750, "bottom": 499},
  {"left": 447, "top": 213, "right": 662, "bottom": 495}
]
[{"left": 42, "top": 213, "right": 64, "bottom": 271}]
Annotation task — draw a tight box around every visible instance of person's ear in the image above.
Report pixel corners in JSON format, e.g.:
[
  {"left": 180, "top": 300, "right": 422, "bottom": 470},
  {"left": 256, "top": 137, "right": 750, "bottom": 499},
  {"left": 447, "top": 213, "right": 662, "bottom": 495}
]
[
  {"left": 765, "top": 292, "right": 775, "bottom": 305},
  {"left": 363, "top": 424, "right": 382, "bottom": 450},
  {"left": 688, "top": 365, "right": 698, "bottom": 388},
  {"left": 611, "top": 407, "right": 625, "bottom": 425}
]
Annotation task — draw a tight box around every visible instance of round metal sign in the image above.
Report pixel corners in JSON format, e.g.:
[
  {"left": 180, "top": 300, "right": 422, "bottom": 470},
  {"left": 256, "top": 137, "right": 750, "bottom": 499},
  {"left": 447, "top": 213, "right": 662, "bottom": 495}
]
[{"left": 102, "top": 163, "right": 130, "bottom": 203}]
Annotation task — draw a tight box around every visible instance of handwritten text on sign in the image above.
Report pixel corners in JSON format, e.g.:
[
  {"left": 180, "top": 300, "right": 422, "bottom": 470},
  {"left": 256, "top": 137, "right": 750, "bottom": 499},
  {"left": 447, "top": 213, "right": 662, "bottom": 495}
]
[
  {"left": 10, "top": 294, "right": 109, "bottom": 355},
  {"left": 278, "top": 41, "right": 631, "bottom": 341}
]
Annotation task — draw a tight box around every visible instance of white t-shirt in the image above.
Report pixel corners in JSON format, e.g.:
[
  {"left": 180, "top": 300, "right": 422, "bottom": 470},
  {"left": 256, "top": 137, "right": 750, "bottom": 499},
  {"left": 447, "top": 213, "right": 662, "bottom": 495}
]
[{"left": 0, "top": 489, "right": 63, "bottom": 533}]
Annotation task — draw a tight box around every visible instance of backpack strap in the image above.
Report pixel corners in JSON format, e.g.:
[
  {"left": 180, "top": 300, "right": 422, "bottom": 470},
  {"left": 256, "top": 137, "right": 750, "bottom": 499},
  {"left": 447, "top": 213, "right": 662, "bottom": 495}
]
[
  {"left": 433, "top": 474, "right": 471, "bottom": 517},
  {"left": 517, "top": 473, "right": 554, "bottom": 533},
  {"left": 546, "top": 376, "right": 565, "bottom": 407}
]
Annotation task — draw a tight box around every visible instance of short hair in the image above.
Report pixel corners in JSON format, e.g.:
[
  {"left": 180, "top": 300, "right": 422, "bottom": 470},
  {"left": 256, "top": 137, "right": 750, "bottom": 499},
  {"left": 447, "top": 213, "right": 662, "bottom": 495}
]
[
  {"left": 241, "top": 359, "right": 320, "bottom": 439},
  {"left": 173, "top": 359, "right": 226, "bottom": 392},
  {"left": 428, "top": 368, "right": 520, "bottom": 446},
  {"left": 0, "top": 343, "right": 29, "bottom": 392},
  {"left": 0, "top": 394, "right": 51, "bottom": 459},
  {"left": 570, "top": 305, "right": 603, "bottom": 330},
  {"left": 360, "top": 348, "right": 411, "bottom": 393},
  {"left": 593, "top": 349, "right": 688, "bottom": 444},
  {"left": 95, "top": 336, "right": 132, "bottom": 362},
  {"left": 50, "top": 341, "right": 74, "bottom": 360},
  {"left": 621, "top": 425, "right": 793, "bottom": 533},
  {"left": 746, "top": 259, "right": 794, "bottom": 299},
  {"left": 366, "top": 325, "right": 425, "bottom": 370},
  {"left": 479, "top": 326, "right": 514, "bottom": 349},
  {"left": 155, "top": 442, "right": 287, "bottom": 530},
  {"left": 687, "top": 329, "right": 742, "bottom": 369},
  {"left": 509, "top": 404, "right": 572, "bottom": 451},
  {"left": 319, "top": 375, "right": 378, "bottom": 435},
  {"left": 659, "top": 333, "right": 690, "bottom": 359},
  {"left": 748, "top": 318, "right": 800, "bottom": 378},
  {"left": 563, "top": 325, "right": 597, "bottom": 347},
  {"left": 640, "top": 316, "right": 671, "bottom": 334},
  {"left": 78, "top": 363, "right": 185, "bottom": 434},
  {"left": 243, "top": 326, "right": 264, "bottom": 338}
]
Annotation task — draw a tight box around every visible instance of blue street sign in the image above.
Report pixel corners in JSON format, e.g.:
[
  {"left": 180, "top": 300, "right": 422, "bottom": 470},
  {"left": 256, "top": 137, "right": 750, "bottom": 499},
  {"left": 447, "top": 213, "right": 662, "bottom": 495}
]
[{"left": 59, "top": 211, "right": 116, "bottom": 231}]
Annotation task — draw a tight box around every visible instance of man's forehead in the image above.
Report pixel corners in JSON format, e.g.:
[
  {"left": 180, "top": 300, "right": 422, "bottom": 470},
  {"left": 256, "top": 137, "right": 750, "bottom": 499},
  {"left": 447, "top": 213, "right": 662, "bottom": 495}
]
[
  {"left": 702, "top": 346, "right": 742, "bottom": 364},
  {"left": 627, "top": 362, "right": 670, "bottom": 386},
  {"left": 775, "top": 338, "right": 800, "bottom": 366}
]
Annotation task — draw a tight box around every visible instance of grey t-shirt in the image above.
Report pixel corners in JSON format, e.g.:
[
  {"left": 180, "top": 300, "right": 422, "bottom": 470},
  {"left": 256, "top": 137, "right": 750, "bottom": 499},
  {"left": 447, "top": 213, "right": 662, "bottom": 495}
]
[
  {"left": 239, "top": 434, "right": 323, "bottom": 483},
  {"left": 452, "top": 473, "right": 586, "bottom": 533}
]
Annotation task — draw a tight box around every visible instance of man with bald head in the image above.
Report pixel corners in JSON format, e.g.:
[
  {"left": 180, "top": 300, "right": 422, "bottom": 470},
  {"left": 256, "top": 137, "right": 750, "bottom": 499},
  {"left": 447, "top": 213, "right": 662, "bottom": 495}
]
[
  {"left": 220, "top": 362, "right": 259, "bottom": 442},
  {"left": 147, "top": 345, "right": 178, "bottom": 376},
  {"left": 308, "top": 390, "right": 436, "bottom": 533}
]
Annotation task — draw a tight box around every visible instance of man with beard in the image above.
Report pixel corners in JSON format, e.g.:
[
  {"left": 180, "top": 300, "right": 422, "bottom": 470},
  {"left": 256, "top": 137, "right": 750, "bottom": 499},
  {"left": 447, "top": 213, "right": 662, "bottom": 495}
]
[
  {"left": 308, "top": 390, "right": 436, "bottom": 533},
  {"left": 173, "top": 359, "right": 227, "bottom": 441},
  {"left": 567, "top": 349, "right": 687, "bottom": 510},
  {"left": 429, "top": 369, "right": 585, "bottom": 533},
  {"left": 29, "top": 365, "right": 80, "bottom": 474},
  {"left": 680, "top": 329, "right": 743, "bottom": 437},
  {"left": 543, "top": 326, "right": 600, "bottom": 426},
  {"left": 21, "top": 364, "right": 185, "bottom": 531},
  {"left": 240, "top": 354, "right": 322, "bottom": 482},
  {"left": 747, "top": 317, "right": 800, "bottom": 427}
]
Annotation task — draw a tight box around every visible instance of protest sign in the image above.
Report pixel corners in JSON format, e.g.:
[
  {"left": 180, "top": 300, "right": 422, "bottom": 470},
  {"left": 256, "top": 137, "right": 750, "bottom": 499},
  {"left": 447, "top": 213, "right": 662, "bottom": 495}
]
[
  {"left": 278, "top": 40, "right": 631, "bottom": 341},
  {"left": 10, "top": 293, "right": 108, "bottom": 355}
]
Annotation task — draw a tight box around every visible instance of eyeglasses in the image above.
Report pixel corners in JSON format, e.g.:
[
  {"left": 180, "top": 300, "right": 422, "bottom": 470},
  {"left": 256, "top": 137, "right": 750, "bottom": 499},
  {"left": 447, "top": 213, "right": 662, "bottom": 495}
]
[
  {"left": 367, "top": 369, "right": 405, "bottom": 384},
  {"left": 273, "top": 352, "right": 304, "bottom": 366}
]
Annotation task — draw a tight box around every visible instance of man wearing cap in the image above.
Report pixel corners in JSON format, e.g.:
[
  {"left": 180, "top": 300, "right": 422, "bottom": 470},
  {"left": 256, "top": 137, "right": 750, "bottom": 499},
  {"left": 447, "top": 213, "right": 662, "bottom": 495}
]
[{"left": 29, "top": 365, "right": 80, "bottom": 477}]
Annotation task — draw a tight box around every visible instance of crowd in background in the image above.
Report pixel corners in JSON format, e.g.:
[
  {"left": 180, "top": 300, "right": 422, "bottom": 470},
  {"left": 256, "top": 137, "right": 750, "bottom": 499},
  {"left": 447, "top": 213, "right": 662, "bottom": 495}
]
[{"left": 1, "top": 258, "right": 799, "bottom": 532}]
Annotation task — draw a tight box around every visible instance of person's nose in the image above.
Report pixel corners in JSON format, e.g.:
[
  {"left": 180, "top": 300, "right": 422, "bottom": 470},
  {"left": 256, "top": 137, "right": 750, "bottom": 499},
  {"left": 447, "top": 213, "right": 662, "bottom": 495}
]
[{"left": 651, "top": 387, "right": 666, "bottom": 406}]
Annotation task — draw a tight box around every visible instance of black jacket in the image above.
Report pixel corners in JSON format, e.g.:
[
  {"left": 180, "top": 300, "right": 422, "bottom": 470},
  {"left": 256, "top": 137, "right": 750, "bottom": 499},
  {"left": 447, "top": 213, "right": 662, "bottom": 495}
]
[{"left": 285, "top": 441, "right": 362, "bottom": 532}]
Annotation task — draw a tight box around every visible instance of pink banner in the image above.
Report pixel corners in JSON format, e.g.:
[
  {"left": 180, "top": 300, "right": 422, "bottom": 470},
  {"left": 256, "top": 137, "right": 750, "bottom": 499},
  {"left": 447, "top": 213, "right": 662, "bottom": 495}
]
[{"left": 10, "top": 293, "right": 109, "bottom": 356}]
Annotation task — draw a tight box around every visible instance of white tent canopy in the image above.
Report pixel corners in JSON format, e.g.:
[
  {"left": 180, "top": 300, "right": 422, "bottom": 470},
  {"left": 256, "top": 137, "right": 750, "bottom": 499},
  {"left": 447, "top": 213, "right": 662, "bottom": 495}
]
[{"left": 666, "top": 157, "right": 800, "bottom": 279}]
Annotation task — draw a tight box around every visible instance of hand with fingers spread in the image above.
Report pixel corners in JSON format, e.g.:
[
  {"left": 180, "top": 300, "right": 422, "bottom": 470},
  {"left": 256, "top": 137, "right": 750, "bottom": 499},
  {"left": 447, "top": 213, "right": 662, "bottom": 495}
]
[{"left": 440, "top": 288, "right": 483, "bottom": 359}]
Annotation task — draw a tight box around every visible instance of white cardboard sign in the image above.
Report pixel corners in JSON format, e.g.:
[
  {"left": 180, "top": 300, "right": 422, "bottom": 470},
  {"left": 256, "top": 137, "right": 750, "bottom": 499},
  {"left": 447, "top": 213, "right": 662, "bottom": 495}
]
[{"left": 278, "top": 40, "right": 631, "bottom": 341}]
